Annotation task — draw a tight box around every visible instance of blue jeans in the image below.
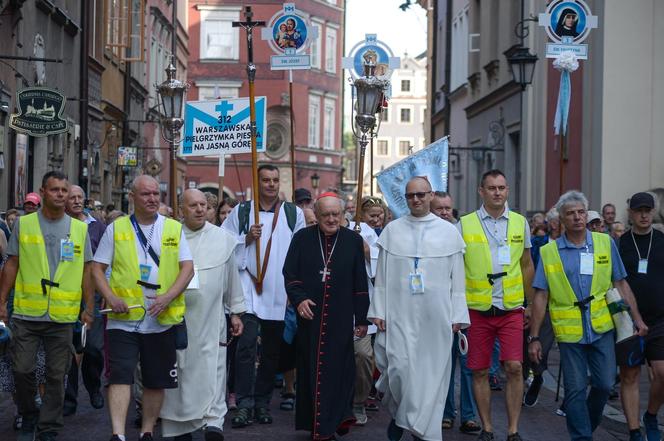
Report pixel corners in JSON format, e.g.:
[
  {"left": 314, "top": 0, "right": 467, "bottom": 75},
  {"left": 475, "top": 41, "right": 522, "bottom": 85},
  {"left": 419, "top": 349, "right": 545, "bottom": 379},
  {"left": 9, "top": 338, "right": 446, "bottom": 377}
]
[
  {"left": 489, "top": 338, "right": 501, "bottom": 376},
  {"left": 559, "top": 331, "right": 616, "bottom": 441},
  {"left": 444, "top": 332, "right": 477, "bottom": 422}
]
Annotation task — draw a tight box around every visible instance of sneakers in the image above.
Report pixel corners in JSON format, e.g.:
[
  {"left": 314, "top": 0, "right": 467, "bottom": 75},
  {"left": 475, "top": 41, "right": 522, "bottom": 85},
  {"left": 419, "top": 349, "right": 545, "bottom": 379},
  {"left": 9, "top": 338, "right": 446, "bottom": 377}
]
[
  {"left": 353, "top": 404, "right": 368, "bottom": 426},
  {"left": 555, "top": 407, "right": 567, "bottom": 417},
  {"left": 489, "top": 374, "right": 502, "bottom": 391},
  {"left": 387, "top": 419, "right": 404, "bottom": 441},
  {"left": 477, "top": 430, "right": 495, "bottom": 441},
  {"left": 231, "top": 408, "right": 253, "bottom": 428},
  {"left": 108, "top": 436, "right": 122, "bottom": 441},
  {"left": 643, "top": 411, "right": 661, "bottom": 441},
  {"left": 523, "top": 375, "right": 543, "bottom": 407},
  {"left": 630, "top": 429, "right": 644, "bottom": 441},
  {"left": 506, "top": 433, "right": 523, "bottom": 441},
  {"left": 139, "top": 433, "right": 154, "bottom": 441}
]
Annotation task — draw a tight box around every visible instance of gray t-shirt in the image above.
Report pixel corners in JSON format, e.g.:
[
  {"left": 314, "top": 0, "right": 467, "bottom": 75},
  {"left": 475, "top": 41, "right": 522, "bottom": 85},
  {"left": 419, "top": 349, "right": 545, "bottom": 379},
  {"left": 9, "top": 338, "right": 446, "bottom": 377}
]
[{"left": 8, "top": 210, "right": 93, "bottom": 322}]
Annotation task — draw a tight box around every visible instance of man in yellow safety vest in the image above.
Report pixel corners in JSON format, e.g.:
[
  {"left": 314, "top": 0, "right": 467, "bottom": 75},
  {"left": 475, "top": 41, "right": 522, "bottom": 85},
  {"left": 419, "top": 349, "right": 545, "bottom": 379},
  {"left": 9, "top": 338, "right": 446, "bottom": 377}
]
[
  {"left": 92, "top": 175, "right": 193, "bottom": 441},
  {"left": 528, "top": 190, "right": 647, "bottom": 441},
  {"left": 0, "top": 171, "right": 94, "bottom": 441},
  {"left": 458, "top": 169, "right": 534, "bottom": 441}
]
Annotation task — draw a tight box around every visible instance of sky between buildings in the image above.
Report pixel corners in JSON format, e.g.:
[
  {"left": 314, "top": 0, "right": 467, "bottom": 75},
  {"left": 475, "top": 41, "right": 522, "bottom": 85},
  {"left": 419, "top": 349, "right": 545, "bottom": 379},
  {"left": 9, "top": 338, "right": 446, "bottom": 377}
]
[{"left": 343, "top": 0, "right": 428, "bottom": 130}]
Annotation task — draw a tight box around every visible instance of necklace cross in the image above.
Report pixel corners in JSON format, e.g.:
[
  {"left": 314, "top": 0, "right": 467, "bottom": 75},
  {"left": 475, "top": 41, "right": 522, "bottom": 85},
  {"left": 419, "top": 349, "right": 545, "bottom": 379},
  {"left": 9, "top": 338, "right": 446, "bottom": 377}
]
[{"left": 320, "top": 266, "right": 331, "bottom": 282}]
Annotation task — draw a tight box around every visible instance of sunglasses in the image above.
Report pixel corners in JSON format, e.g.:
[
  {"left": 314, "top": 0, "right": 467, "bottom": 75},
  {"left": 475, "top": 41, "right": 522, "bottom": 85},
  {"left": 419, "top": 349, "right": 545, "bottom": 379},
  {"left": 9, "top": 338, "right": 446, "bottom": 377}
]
[{"left": 405, "top": 192, "right": 431, "bottom": 200}]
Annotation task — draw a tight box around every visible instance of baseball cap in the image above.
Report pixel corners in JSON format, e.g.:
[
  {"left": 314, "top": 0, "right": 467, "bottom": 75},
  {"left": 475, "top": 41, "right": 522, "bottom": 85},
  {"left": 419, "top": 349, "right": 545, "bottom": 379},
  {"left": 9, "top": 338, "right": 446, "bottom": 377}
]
[
  {"left": 586, "top": 210, "right": 601, "bottom": 224},
  {"left": 294, "top": 188, "right": 312, "bottom": 204},
  {"left": 24, "top": 193, "right": 41, "bottom": 206},
  {"left": 629, "top": 192, "right": 655, "bottom": 210}
]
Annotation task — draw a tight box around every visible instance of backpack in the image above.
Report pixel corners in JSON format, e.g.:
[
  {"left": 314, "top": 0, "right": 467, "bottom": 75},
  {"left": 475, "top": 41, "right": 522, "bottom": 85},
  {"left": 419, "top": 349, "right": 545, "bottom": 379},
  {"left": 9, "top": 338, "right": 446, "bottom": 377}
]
[{"left": 237, "top": 201, "right": 297, "bottom": 235}]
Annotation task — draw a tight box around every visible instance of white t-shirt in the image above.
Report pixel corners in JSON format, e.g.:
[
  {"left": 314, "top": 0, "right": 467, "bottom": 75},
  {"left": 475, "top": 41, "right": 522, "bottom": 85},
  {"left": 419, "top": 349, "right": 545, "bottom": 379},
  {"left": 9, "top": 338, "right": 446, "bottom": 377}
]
[{"left": 94, "top": 215, "right": 192, "bottom": 334}]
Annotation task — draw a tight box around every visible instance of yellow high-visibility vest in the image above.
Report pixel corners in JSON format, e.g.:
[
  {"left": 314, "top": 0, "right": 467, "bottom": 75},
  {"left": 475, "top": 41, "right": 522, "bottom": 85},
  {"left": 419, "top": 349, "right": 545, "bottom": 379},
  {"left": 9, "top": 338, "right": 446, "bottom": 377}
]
[
  {"left": 108, "top": 216, "right": 185, "bottom": 325},
  {"left": 460, "top": 211, "right": 527, "bottom": 311},
  {"left": 540, "top": 232, "right": 614, "bottom": 343},
  {"left": 14, "top": 213, "right": 87, "bottom": 323}
]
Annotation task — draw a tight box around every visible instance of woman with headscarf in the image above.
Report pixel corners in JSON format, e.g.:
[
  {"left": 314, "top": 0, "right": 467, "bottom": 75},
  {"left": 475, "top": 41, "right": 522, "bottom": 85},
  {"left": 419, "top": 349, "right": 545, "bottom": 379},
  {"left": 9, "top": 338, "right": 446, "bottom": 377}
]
[{"left": 555, "top": 8, "right": 579, "bottom": 38}]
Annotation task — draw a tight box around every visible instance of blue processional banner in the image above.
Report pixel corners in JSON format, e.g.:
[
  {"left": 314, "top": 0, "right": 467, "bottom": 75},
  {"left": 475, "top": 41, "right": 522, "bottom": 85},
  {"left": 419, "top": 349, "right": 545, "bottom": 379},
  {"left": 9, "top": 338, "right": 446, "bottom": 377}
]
[{"left": 376, "top": 137, "right": 449, "bottom": 219}]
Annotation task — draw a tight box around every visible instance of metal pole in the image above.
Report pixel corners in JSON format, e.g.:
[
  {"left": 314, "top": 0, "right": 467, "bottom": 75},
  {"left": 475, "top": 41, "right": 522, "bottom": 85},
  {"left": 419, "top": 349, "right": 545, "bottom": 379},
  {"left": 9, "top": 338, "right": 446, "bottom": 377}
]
[
  {"left": 79, "top": 0, "right": 89, "bottom": 193},
  {"left": 353, "top": 137, "right": 367, "bottom": 232},
  {"left": 170, "top": 0, "right": 178, "bottom": 215},
  {"left": 289, "top": 70, "right": 296, "bottom": 199},
  {"left": 369, "top": 128, "right": 374, "bottom": 196}
]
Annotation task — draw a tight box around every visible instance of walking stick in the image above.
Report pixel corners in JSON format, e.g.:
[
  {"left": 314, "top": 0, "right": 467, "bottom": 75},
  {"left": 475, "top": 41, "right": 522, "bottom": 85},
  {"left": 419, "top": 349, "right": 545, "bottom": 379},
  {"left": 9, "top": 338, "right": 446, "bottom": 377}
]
[
  {"left": 233, "top": 7, "right": 266, "bottom": 285},
  {"left": 555, "top": 362, "right": 562, "bottom": 402}
]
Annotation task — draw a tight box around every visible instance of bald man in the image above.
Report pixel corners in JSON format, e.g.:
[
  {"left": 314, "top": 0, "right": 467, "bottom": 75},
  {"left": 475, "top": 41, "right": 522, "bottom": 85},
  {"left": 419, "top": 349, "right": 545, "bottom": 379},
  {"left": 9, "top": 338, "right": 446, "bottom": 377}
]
[
  {"left": 283, "top": 193, "right": 369, "bottom": 440},
  {"left": 63, "top": 185, "right": 108, "bottom": 415},
  {"left": 369, "top": 176, "right": 468, "bottom": 441},
  {"left": 93, "top": 175, "right": 194, "bottom": 441},
  {"left": 161, "top": 189, "right": 245, "bottom": 440}
]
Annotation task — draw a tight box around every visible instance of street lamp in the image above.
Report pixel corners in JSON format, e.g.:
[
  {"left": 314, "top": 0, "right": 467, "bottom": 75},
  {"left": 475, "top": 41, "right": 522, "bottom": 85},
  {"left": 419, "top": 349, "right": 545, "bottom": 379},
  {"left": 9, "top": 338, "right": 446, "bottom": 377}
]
[
  {"left": 504, "top": 45, "right": 538, "bottom": 91},
  {"left": 156, "top": 56, "right": 189, "bottom": 215},
  {"left": 350, "top": 50, "right": 389, "bottom": 232},
  {"left": 310, "top": 172, "right": 320, "bottom": 194}
]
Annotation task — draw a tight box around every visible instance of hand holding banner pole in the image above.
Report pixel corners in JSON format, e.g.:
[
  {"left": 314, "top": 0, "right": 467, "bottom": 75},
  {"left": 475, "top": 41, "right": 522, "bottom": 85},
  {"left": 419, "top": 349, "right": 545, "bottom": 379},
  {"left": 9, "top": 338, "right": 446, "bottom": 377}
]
[{"left": 233, "top": 7, "right": 266, "bottom": 286}]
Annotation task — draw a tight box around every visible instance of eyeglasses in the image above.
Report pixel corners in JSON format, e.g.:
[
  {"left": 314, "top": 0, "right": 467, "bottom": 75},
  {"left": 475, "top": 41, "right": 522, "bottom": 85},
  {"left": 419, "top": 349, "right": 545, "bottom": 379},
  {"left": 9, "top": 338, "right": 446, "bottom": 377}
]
[{"left": 405, "top": 192, "right": 430, "bottom": 200}]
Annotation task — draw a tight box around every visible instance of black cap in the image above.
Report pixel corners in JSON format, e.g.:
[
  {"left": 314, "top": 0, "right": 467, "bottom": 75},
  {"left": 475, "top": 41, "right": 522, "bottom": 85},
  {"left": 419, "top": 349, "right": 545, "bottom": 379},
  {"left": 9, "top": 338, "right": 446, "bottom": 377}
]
[
  {"left": 294, "top": 188, "right": 312, "bottom": 204},
  {"left": 629, "top": 192, "right": 655, "bottom": 209}
]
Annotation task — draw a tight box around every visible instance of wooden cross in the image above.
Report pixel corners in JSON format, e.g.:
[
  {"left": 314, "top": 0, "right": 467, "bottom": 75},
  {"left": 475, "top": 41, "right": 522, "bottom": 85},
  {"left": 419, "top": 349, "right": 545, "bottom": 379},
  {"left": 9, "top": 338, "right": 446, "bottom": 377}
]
[{"left": 320, "top": 266, "right": 331, "bottom": 282}]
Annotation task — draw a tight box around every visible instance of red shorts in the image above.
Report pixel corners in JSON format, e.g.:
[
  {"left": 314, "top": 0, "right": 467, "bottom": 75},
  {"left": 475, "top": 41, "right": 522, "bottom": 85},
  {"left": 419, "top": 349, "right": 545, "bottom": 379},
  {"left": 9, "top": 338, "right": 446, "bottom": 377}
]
[{"left": 467, "top": 308, "right": 524, "bottom": 370}]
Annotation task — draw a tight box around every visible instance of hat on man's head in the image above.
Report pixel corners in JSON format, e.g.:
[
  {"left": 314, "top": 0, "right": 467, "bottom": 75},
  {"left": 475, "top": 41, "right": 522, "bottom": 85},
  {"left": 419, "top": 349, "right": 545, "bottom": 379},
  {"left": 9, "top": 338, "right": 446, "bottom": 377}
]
[
  {"left": 294, "top": 188, "right": 312, "bottom": 204},
  {"left": 24, "top": 193, "right": 41, "bottom": 206},
  {"left": 586, "top": 210, "right": 601, "bottom": 224},
  {"left": 629, "top": 192, "right": 655, "bottom": 210}
]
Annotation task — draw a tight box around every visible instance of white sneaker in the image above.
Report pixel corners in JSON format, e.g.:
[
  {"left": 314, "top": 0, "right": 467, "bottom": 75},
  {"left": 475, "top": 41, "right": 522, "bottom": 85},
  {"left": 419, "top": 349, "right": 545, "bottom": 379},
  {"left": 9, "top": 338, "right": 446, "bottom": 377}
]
[{"left": 353, "top": 404, "right": 368, "bottom": 426}]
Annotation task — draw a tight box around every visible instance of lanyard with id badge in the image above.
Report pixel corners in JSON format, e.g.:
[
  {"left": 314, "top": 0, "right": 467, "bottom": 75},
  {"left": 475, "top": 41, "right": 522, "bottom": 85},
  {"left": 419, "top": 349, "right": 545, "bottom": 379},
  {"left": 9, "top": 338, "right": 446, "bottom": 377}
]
[
  {"left": 60, "top": 235, "right": 74, "bottom": 262},
  {"left": 630, "top": 230, "right": 652, "bottom": 274},
  {"left": 579, "top": 244, "right": 594, "bottom": 276},
  {"left": 410, "top": 257, "right": 425, "bottom": 294}
]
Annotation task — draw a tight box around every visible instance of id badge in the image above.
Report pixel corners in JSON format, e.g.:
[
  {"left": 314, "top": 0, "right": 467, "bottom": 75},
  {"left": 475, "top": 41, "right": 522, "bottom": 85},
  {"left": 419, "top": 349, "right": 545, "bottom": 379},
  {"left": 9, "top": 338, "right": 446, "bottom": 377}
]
[
  {"left": 638, "top": 259, "right": 648, "bottom": 274},
  {"left": 580, "top": 253, "right": 594, "bottom": 275},
  {"left": 139, "top": 264, "right": 152, "bottom": 282},
  {"left": 498, "top": 244, "right": 511, "bottom": 265},
  {"left": 60, "top": 239, "right": 74, "bottom": 262},
  {"left": 409, "top": 272, "right": 425, "bottom": 294},
  {"left": 187, "top": 267, "right": 200, "bottom": 290}
]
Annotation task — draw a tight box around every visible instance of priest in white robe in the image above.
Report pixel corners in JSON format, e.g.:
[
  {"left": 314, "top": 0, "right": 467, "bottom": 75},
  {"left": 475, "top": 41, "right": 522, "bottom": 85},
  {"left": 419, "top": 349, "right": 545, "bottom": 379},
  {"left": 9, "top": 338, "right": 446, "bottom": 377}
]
[
  {"left": 369, "top": 177, "right": 469, "bottom": 441},
  {"left": 161, "top": 189, "right": 246, "bottom": 441}
]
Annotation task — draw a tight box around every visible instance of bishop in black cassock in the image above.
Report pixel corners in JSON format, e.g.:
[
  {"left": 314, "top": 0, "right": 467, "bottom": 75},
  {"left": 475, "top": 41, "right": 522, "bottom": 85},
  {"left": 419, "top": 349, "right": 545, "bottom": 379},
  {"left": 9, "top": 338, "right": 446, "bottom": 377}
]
[{"left": 283, "top": 193, "right": 369, "bottom": 441}]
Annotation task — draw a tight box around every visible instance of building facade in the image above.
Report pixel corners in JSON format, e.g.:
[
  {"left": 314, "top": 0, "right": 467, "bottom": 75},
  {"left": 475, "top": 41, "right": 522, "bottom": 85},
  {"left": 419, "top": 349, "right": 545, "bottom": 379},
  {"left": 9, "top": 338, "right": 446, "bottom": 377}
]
[
  {"left": 185, "top": 0, "right": 345, "bottom": 201},
  {"left": 0, "top": 0, "right": 83, "bottom": 210},
  {"left": 424, "top": 0, "right": 663, "bottom": 220},
  {"left": 0, "top": 0, "right": 188, "bottom": 213}
]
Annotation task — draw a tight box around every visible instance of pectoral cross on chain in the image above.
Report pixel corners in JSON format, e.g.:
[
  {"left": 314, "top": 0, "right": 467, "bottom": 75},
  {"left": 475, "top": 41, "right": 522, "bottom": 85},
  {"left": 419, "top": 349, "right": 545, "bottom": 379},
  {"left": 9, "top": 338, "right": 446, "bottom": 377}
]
[{"left": 320, "top": 266, "right": 331, "bottom": 282}]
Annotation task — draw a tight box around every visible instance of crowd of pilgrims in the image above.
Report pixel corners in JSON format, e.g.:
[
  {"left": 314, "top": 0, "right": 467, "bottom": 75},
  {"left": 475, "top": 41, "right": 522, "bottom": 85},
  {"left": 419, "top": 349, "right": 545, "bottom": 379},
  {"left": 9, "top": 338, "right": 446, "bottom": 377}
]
[{"left": 0, "top": 166, "right": 662, "bottom": 441}]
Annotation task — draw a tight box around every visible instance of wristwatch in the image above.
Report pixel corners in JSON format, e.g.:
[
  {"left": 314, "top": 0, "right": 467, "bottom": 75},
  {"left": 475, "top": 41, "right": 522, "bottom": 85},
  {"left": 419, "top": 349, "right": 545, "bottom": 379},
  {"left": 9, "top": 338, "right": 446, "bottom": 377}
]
[{"left": 527, "top": 335, "right": 540, "bottom": 344}]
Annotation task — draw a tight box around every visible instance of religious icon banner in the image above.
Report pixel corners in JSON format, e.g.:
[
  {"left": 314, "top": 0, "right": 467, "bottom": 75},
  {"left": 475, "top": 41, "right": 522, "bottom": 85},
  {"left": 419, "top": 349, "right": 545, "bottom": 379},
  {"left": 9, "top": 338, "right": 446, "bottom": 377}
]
[{"left": 376, "top": 137, "right": 449, "bottom": 219}]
